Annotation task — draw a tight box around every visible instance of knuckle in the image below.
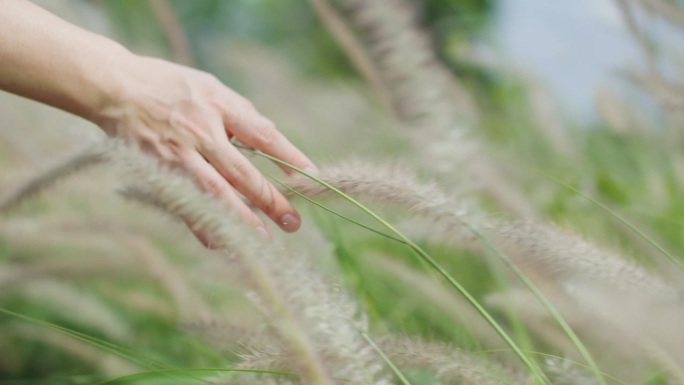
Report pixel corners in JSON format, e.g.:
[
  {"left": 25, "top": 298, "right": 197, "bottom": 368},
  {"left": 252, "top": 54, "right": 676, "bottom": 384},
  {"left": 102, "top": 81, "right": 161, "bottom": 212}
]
[
  {"left": 197, "top": 134, "right": 216, "bottom": 154},
  {"left": 227, "top": 161, "right": 252, "bottom": 182},
  {"left": 224, "top": 108, "right": 244, "bottom": 128},
  {"left": 259, "top": 184, "right": 279, "bottom": 215},
  {"left": 253, "top": 122, "right": 277, "bottom": 147},
  {"left": 260, "top": 118, "right": 276, "bottom": 132},
  {"left": 201, "top": 177, "right": 224, "bottom": 197}
]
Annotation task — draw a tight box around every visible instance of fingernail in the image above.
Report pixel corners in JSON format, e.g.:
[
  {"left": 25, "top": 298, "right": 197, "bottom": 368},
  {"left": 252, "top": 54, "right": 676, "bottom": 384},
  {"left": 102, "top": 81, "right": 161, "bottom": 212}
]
[{"left": 279, "top": 213, "right": 300, "bottom": 232}]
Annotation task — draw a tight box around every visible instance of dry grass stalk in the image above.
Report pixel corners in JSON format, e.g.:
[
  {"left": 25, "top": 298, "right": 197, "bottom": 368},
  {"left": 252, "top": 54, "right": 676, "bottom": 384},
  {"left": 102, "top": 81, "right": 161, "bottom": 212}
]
[
  {"left": 284, "top": 160, "right": 479, "bottom": 238},
  {"left": 309, "top": 0, "right": 393, "bottom": 111},
  {"left": 369, "top": 254, "right": 510, "bottom": 353},
  {"left": 0, "top": 144, "right": 108, "bottom": 214},
  {"left": 614, "top": 0, "right": 657, "bottom": 70},
  {"left": 489, "top": 220, "right": 674, "bottom": 299},
  {"left": 325, "top": 0, "right": 478, "bottom": 126},
  {"left": 103, "top": 140, "right": 390, "bottom": 385},
  {"left": 574, "top": 284, "right": 684, "bottom": 371},
  {"left": 317, "top": 0, "right": 539, "bottom": 218},
  {"left": 284, "top": 161, "right": 677, "bottom": 299},
  {"left": 542, "top": 356, "right": 599, "bottom": 385},
  {"left": 488, "top": 281, "right": 684, "bottom": 381},
  {"left": 148, "top": 0, "right": 195, "bottom": 66},
  {"left": 640, "top": 0, "right": 684, "bottom": 31},
  {"left": 628, "top": 71, "right": 684, "bottom": 110},
  {"left": 527, "top": 80, "right": 579, "bottom": 159},
  {"left": 376, "top": 336, "right": 525, "bottom": 385},
  {"left": 0, "top": 258, "right": 130, "bottom": 288},
  {"left": 0, "top": 217, "right": 211, "bottom": 320}
]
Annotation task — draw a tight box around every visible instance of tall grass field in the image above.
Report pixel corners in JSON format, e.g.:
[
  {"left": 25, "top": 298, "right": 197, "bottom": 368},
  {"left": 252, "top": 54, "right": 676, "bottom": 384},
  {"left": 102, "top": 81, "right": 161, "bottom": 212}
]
[{"left": 2, "top": 0, "right": 684, "bottom": 384}]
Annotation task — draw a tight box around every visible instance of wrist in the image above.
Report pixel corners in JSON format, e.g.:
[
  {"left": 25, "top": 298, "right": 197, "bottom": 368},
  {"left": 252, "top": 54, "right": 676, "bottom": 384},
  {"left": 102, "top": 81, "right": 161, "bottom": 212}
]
[{"left": 77, "top": 40, "right": 137, "bottom": 127}]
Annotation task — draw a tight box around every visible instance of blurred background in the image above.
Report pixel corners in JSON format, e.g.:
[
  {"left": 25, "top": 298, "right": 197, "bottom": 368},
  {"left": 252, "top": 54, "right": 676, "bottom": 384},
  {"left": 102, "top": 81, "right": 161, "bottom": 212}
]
[{"left": 2, "top": 0, "right": 684, "bottom": 384}]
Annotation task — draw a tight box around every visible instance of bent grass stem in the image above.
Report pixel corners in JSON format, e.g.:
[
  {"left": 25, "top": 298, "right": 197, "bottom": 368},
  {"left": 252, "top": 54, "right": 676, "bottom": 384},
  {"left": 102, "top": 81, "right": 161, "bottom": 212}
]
[{"left": 239, "top": 146, "right": 548, "bottom": 385}]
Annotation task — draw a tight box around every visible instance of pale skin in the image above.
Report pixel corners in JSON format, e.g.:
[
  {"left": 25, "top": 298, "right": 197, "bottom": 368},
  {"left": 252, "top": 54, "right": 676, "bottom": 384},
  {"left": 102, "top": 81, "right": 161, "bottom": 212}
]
[{"left": 0, "top": 0, "right": 317, "bottom": 244}]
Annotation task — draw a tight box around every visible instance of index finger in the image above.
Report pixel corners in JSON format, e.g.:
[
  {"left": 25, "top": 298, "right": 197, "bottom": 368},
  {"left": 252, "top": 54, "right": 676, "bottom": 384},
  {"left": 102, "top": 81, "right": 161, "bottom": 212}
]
[{"left": 222, "top": 95, "right": 316, "bottom": 175}]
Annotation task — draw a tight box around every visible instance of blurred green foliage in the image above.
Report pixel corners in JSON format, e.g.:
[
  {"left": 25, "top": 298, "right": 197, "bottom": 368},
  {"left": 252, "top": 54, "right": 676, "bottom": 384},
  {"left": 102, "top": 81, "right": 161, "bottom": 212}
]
[
  {"left": 100, "top": 0, "right": 496, "bottom": 79},
  {"left": 6, "top": 0, "right": 684, "bottom": 384}
]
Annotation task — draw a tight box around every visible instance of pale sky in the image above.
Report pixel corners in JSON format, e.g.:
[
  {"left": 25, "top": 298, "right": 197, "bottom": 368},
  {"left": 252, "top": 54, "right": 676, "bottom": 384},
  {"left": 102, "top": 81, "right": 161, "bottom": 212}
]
[{"left": 494, "top": 0, "right": 643, "bottom": 118}]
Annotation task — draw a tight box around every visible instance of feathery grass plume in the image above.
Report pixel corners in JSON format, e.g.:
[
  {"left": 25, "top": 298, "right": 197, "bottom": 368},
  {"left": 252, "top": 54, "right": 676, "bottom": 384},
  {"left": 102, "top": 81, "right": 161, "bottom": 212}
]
[
  {"left": 641, "top": 0, "right": 684, "bottom": 30},
  {"left": 489, "top": 220, "right": 676, "bottom": 299},
  {"left": 0, "top": 258, "right": 131, "bottom": 289},
  {"left": 182, "top": 319, "right": 276, "bottom": 355},
  {"left": 315, "top": 0, "right": 539, "bottom": 218},
  {"left": 627, "top": 70, "right": 684, "bottom": 131},
  {"left": 148, "top": 0, "right": 195, "bottom": 66},
  {"left": 101, "top": 226, "right": 213, "bottom": 321},
  {"left": 283, "top": 161, "right": 678, "bottom": 299},
  {"left": 488, "top": 284, "right": 684, "bottom": 382},
  {"left": 0, "top": 216, "right": 211, "bottom": 320},
  {"left": 485, "top": 289, "right": 585, "bottom": 356},
  {"left": 595, "top": 87, "right": 651, "bottom": 135},
  {"left": 572, "top": 284, "right": 684, "bottom": 372},
  {"left": 543, "top": 357, "right": 599, "bottom": 385},
  {"left": 368, "top": 254, "right": 511, "bottom": 353},
  {"left": 308, "top": 0, "right": 393, "bottom": 111},
  {"left": 376, "top": 336, "right": 526, "bottom": 385},
  {"left": 208, "top": 375, "right": 292, "bottom": 385},
  {"left": 188, "top": 318, "right": 398, "bottom": 384},
  {"left": 628, "top": 69, "right": 684, "bottom": 107},
  {"left": 0, "top": 142, "right": 108, "bottom": 214},
  {"left": 321, "top": 0, "right": 478, "bottom": 126},
  {"left": 614, "top": 1, "right": 684, "bottom": 139},
  {"left": 105, "top": 140, "right": 390, "bottom": 385},
  {"left": 614, "top": 0, "right": 657, "bottom": 69},
  {"left": 282, "top": 160, "right": 480, "bottom": 241},
  {"left": 487, "top": 287, "right": 637, "bottom": 373}
]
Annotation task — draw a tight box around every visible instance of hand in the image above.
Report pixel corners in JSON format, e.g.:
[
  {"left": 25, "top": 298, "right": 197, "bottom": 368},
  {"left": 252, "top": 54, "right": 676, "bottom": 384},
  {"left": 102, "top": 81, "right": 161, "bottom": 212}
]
[
  {"left": 0, "top": 1, "right": 312, "bottom": 244},
  {"left": 94, "top": 54, "right": 316, "bottom": 243}
]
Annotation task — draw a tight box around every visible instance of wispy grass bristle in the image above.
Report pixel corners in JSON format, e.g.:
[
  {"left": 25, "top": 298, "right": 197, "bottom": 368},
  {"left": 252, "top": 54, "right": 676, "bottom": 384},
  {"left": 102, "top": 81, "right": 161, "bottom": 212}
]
[
  {"left": 104, "top": 140, "right": 390, "bottom": 385},
  {"left": 376, "top": 336, "right": 525, "bottom": 385},
  {"left": 0, "top": 144, "right": 108, "bottom": 214}
]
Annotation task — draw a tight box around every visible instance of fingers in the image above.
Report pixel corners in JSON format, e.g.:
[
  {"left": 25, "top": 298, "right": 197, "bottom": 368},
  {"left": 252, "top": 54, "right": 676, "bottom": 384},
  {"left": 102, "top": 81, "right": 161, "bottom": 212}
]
[
  {"left": 201, "top": 139, "right": 302, "bottom": 233},
  {"left": 181, "top": 149, "right": 270, "bottom": 245},
  {"left": 221, "top": 95, "right": 316, "bottom": 175}
]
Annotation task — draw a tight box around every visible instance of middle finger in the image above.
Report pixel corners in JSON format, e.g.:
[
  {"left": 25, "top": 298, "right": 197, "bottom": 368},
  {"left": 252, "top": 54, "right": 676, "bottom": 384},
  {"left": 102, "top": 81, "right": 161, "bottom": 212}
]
[{"left": 202, "top": 141, "right": 302, "bottom": 233}]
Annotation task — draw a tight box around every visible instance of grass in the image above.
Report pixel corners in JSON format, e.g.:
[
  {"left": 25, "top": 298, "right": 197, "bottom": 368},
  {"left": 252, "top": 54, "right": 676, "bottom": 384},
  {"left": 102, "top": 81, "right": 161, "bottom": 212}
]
[{"left": 2, "top": 0, "right": 684, "bottom": 384}]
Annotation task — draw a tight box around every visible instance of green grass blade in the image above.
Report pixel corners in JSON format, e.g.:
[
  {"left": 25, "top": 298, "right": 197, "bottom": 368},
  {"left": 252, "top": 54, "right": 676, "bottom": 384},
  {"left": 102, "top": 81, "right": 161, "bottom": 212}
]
[
  {"left": 242, "top": 147, "right": 547, "bottom": 385},
  {"left": 362, "top": 332, "right": 412, "bottom": 385},
  {"left": 465, "top": 223, "right": 607, "bottom": 385},
  {"left": 0, "top": 307, "right": 169, "bottom": 370},
  {"left": 478, "top": 349, "right": 630, "bottom": 385},
  {"left": 268, "top": 173, "right": 404, "bottom": 243},
  {"left": 94, "top": 368, "right": 293, "bottom": 385},
  {"left": 536, "top": 170, "right": 684, "bottom": 271}
]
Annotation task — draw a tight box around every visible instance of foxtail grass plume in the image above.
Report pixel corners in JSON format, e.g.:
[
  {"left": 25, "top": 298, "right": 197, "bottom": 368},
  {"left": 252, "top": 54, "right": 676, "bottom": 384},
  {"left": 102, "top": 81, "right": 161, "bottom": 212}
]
[
  {"left": 0, "top": 144, "right": 108, "bottom": 214},
  {"left": 376, "top": 336, "right": 524, "bottom": 385},
  {"left": 316, "top": 0, "right": 539, "bottom": 217},
  {"left": 103, "top": 140, "right": 390, "bottom": 385},
  {"left": 284, "top": 161, "right": 678, "bottom": 300}
]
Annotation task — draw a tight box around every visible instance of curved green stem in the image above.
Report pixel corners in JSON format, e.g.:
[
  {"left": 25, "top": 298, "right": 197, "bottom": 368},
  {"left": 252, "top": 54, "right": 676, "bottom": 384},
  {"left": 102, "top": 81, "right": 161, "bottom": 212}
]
[{"left": 243, "top": 147, "right": 547, "bottom": 385}]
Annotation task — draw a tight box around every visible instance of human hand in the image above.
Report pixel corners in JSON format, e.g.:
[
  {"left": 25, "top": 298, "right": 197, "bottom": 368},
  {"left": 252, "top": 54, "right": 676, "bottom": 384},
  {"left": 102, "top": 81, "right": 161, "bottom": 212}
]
[
  {"left": 94, "top": 54, "right": 316, "bottom": 244},
  {"left": 0, "top": 1, "right": 316, "bottom": 244}
]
